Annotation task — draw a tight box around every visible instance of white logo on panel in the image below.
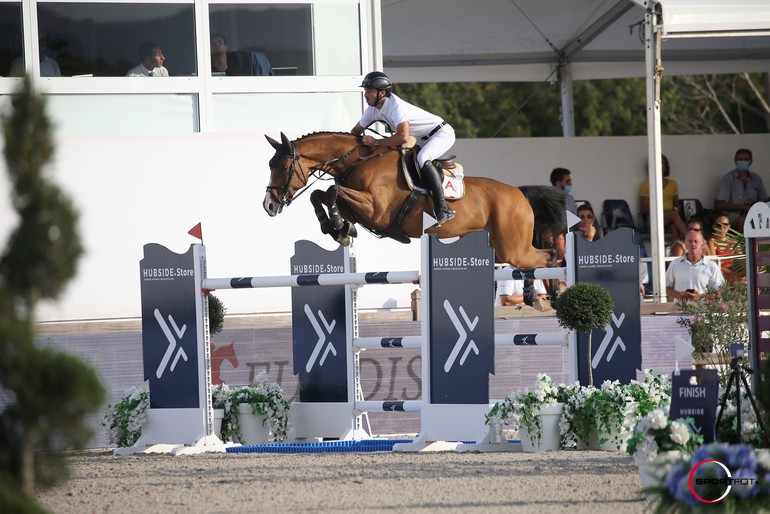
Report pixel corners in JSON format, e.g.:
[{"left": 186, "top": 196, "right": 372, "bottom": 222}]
[
  {"left": 154, "top": 308, "right": 189, "bottom": 379},
  {"left": 304, "top": 304, "right": 338, "bottom": 373},
  {"left": 443, "top": 299, "right": 480, "bottom": 372},
  {"left": 591, "top": 312, "right": 626, "bottom": 369}
]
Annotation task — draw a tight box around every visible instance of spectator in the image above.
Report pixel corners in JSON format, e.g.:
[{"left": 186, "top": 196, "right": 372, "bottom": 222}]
[
  {"left": 639, "top": 154, "right": 687, "bottom": 245},
  {"left": 665, "top": 229, "right": 724, "bottom": 300},
  {"left": 548, "top": 167, "right": 575, "bottom": 260},
  {"left": 126, "top": 42, "right": 168, "bottom": 77},
  {"left": 496, "top": 266, "right": 548, "bottom": 308},
  {"left": 549, "top": 167, "right": 576, "bottom": 214},
  {"left": 210, "top": 33, "right": 272, "bottom": 76},
  {"left": 10, "top": 31, "right": 61, "bottom": 77},
  {"left": 714, "top": 148, "right": 767, "bottom": 230},
  {"left": 708, "top": 214, "right": 741, "bottom": 281},
  {"left": 576, "top": 203, "right": 601, "bottom": 242},
  {"left": 669, "top": 219, "right": 714, "bottom": 257}
]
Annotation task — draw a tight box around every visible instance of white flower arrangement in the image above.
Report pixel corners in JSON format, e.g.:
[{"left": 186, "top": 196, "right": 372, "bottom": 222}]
[
  {"left": 560, "top": 369, "right": 671, "bottom": 449},
  {"left": 559, "top": 381, "right": 595, "bottom": 447},
  {"left": 222, "top": 371, "right": 290, "bottom": 443},
  {"left": 101, "top": 386, "right": 150, "bottom": 447},
  {"left": 102, "top": 372, "right": 290, "bottom": 448},
  {"left": 626, "top": 407, "right": 702, "bottom": 462},
  {"left": 716, "top": 386, "right": 767, "bottom": 446},
  {"left": 487, "top": 373, "right": 562, "bottom": 446},
  {"left": 211, "top": 383, "right": 232, "bottom": 411}
]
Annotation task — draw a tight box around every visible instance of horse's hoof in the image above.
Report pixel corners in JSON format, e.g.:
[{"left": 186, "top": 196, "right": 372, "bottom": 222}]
[
  {"left": 344, "top": 223, "right": 358, "bottom": 238},
  {"left": 337, "top": 235, "right": 351, "bottom": 247}
]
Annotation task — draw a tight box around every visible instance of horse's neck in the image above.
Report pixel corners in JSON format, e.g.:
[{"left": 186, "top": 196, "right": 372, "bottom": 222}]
[{"left": 298, "top": 134, "right": 368, "bottom": 177}]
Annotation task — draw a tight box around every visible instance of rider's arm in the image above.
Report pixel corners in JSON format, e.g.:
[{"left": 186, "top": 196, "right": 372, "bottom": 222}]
[
  {"left": 386, "top": 121, "right": 409, "bottom": 147},
  {"left": 350, "top": 123, "right": 363, "bottom": 135},
  {"left": 370, "top": 121, "right": 409, "bottom": 148}
]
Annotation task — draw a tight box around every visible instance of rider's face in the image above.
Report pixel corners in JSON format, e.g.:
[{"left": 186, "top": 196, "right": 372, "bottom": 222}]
[{"left": 364, "top": 87, "right": 383, "bottom": 107}]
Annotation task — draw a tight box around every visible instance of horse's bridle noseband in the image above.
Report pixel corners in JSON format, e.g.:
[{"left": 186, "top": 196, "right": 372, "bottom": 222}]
[{"left": 266, "top": 142, "right": 305, "bottom": 207}]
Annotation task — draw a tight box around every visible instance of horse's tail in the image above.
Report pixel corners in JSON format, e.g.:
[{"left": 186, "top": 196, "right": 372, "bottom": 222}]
[{"left": 519, "top": 185, "right": 566, "bottom": 250}]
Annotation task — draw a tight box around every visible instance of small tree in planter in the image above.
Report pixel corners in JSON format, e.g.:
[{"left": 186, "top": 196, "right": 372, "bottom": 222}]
[
  {"left": 207, "top": 293, "right": 226, "bottom": 335},
  {"left": 553, "top": 282, "right": 614, "bottom": 386}
]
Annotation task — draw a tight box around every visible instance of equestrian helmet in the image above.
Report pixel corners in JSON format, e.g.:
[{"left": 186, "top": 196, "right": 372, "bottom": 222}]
[{"left": 360, "top": 71, "right": 392, "bottom": 91}]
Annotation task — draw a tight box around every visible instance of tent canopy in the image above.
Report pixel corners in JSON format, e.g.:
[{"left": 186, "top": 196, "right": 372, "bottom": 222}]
[
  {"left": 381, "top": 0, "right": 770, "bottom": 83},
  {"left": 380, "top": 0, "right": 770, "bottom": 302}
]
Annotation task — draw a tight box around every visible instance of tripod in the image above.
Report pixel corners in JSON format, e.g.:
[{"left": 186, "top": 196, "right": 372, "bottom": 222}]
[{"left": 716, "top": 356, "right": 770, "bottom": 446}]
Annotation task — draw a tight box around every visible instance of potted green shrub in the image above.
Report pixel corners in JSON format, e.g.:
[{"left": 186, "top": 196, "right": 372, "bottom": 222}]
[
  {"left": 552, "top": 282, "right": 614, "bottom": 386},
  {"left": 676, "top": 281, "right": 748, "bottom": 387}
]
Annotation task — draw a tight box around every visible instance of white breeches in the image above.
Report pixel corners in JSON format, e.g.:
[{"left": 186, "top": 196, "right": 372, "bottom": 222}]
[{"left": 417, "top": 125, "right": 456, "bottom": 166}]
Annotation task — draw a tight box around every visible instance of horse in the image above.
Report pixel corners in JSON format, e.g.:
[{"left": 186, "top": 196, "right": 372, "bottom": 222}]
[
  {"left": 210, "top": 342, "right": 239, "bottom": 385},
  {"left": 263, "top": 131, "right": 564, "bottom": 269}
]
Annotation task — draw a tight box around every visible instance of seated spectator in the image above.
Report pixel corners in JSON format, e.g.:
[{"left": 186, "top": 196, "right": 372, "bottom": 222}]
[
  {"left": 669, "top": 219, "right": 714, "bottom": 257},
  {"left": 548, "top": 167, "right": 575, "bottom": 260},
  {"left": 708, "top": 214, "right": 742, "bottom": 281},
  {"left": 496, "top": 266, "right": 548, "bottom": 308},
  {"left": 10, "top": 31, "right": 61, "bottom": 77},
  {"left": 639, "top": 261, "right": 649, "bottom": 296},
  {"left": 126, "top": 42, "right": 169, "bottom": 77},
  {"left": 640, "top": 154, "right": 687, "bottom": 244},
  {"left": 576, "top": 203, "right": 601, "bottom": 242},
  {"left": 666, "top": 229, "right": 725, "bottom": 300},
  {"left": 210, "top": 33, "right": 272, "bottom": 76},
  {"left": 714, "top": 148, "right": 768, "bottom": 230}
]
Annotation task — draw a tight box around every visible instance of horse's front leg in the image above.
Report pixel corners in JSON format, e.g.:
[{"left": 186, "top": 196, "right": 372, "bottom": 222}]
[
  {"left": 326, "top": 186, "right": 357, "bottom": 239},
  {"left": 310, "top": 189, "right": 335, "bottom": 236}
]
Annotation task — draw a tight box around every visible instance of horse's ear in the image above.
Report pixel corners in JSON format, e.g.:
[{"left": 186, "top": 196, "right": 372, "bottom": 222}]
[
  {"left": 280, "top": 132, "right": 292, "bottom": 150},
  {"left": 265, "top": 134, "right": 282, "bottom": 151}
]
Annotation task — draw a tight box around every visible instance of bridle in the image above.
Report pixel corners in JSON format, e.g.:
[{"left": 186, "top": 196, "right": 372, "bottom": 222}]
[
  {"left": 266, "top": 136, "right": 374, "bottom": 207},
  {"left": 265, "top": 141, "right": 306, "bottom": 208}
]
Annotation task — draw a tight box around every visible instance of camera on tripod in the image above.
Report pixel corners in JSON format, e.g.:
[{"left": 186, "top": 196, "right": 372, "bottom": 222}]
[{"left": 717, "top": 342, "right": 770, "bottom": 445}]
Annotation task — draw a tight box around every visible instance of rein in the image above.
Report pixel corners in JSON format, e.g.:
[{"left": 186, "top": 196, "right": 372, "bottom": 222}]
[
  {"left": 267, "top": 134, "right": 397, "bottom": 206},
  {"left": 268, "top": 135, "right": 397, "bottom": 206}
]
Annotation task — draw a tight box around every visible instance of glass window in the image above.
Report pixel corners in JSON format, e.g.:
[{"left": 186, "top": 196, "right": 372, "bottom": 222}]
[
  {"left": 209, "top": 3, "right": 360, "bottom": 77},
  {"left": 47, "top": 94, "right": 199, "bottom": 134},
  {"left": 211, "top": 92, "right": 360, "bottom": 132},
  {"left": 36, "top": 3, "right": 196, "bottom": 77},
  {"left": 0, "top": 2, "right": 23, "bottom": 77}
]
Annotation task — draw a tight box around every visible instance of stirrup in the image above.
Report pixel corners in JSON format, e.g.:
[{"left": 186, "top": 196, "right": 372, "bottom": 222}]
[{"left": 434, "top": 207, "right": 455, "bottom": 227}]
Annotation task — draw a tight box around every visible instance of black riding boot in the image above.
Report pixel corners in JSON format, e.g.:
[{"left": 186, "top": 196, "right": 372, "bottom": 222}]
[{"left": 421, "top": 161, "right": 455, "bottom": 226}]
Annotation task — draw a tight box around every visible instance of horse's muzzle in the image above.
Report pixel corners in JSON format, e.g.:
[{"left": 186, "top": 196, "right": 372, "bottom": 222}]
[{"left": 262, "top": 191, "right": 283, "bottom": 216}]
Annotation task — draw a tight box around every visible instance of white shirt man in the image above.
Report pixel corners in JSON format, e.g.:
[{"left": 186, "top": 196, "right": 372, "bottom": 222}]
[
  {"left": 666, "top": 230, "right": 725, "bottom": 300},
  {"left": 126, "top": 43, "right": 169, "bottom": 77},
  {"left": 496, "top": 266, "right": 548, "bottom": 307}
]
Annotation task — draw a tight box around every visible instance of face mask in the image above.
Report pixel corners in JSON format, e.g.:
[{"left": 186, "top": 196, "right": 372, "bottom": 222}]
[
  {"left": 736, "top": 160, "right": 750, "bottom": 172},
  {"left": 563, "top": 185, "right": 572, "bottom": 194}
]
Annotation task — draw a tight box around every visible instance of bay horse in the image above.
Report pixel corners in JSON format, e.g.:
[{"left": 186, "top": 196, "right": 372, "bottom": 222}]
[{"left": 263, "top": 132, "right": 563, "bottom": 269}]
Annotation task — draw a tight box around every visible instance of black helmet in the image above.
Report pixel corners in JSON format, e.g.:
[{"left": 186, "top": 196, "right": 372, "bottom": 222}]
[{"left": 360, "top": 71, "right": 392, "bottom": 91}]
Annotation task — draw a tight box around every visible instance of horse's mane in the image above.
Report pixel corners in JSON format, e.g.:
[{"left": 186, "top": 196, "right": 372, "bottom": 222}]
[{"left": 297, "top": 131, "right": 360, "bottom": 141}]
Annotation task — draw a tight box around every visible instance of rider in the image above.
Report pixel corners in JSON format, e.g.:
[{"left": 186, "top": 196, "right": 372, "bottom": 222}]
[{"left": 350, "top": 71, "right": 456, "bottom": 226}]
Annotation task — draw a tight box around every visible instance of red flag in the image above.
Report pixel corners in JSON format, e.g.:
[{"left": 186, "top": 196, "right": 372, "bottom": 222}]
[{"left": 188, "top": 223, "right": 203, "bottom": 243}]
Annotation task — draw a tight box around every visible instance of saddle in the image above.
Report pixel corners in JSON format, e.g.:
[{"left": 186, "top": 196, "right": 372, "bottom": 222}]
[{"left": 399, "top": 138, "right": 466, "bottom": 200}]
